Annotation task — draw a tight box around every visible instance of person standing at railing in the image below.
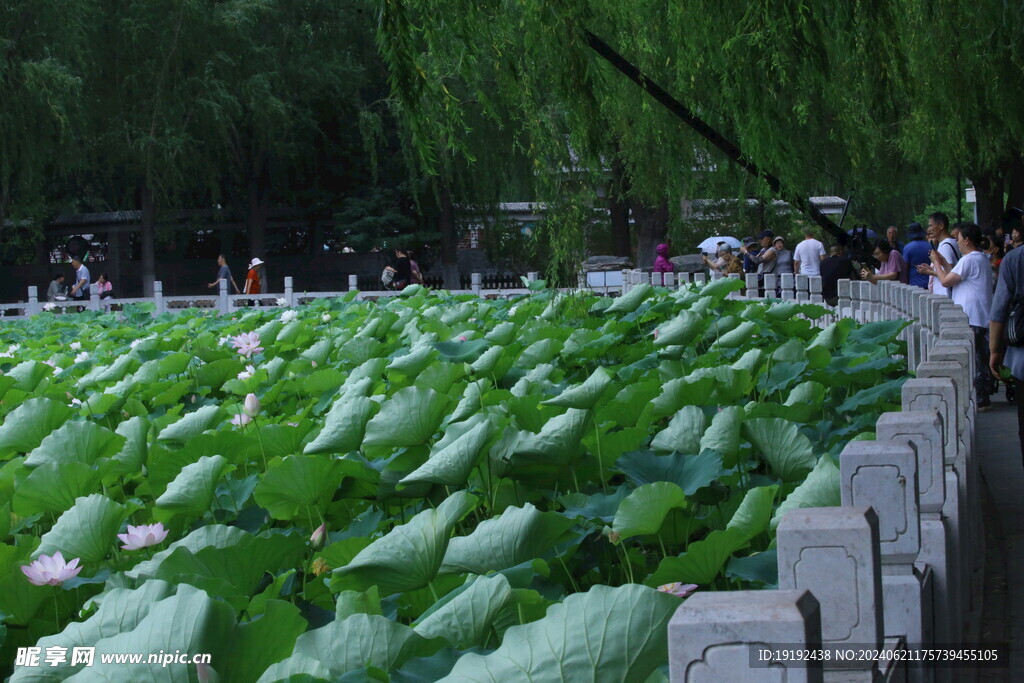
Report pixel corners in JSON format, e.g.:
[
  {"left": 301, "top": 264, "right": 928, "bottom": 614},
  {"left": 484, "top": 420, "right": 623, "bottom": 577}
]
[
  {"left": 408, "top": 251, "right": 425, "bottom": 285},
  {"left": 793, "top": 227, "right": 826, "bottom": 276},
  {"left": 902, "top": 223, "right": 931, "bottom": 289},
  {"left": 919, "top": 212, "right": 959, "bottom": 295},
  {"left": 653, "top": 243, "right": 674, "bottom": 274},
  {"left": 772, "top": 237, "right": 793, "bottom": 275},
  {"left": 860, "top": 240, "right": 907, "bottom": 284},
  {"left": 208, "top": 254, "right": 241, "bottom": 294},
  {"left": 921, "top": 223, "right": 995, "bottom": 410},
  {"left": 383, "top": 248, "right": 412, "bottom": 289},
  {"left": 820, "top": 243, "right": 858, "bottom": 305}
]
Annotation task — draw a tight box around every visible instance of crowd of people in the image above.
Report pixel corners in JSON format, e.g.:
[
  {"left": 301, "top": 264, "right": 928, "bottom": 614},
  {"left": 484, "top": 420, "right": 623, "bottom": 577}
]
[{"left": 655, "top": 211, "right": 1024, "bottom": 460}]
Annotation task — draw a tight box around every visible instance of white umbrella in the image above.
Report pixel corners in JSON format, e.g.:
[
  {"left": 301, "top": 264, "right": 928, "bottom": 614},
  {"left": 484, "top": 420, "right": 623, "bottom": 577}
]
[{"left": 697, "top": 236, "right": 742, "bottom": 254}]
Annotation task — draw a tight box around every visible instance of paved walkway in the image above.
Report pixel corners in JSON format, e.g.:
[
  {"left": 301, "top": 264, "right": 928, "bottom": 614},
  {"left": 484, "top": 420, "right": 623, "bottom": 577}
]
[{"left": 976, "top": 392, "right": 1021, "bottom": 682}]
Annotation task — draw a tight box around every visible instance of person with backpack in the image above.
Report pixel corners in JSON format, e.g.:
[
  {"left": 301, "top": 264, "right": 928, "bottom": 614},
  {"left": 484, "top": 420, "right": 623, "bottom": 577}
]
[
  {"left": 922, "top": 223, "right": 994, "bottom": 409},
  {"left": 991, "top": 229, "right": 1024, "bottom": 463},
  {"left": 916, "top": 212, "right": 960, "bottom": 296}
]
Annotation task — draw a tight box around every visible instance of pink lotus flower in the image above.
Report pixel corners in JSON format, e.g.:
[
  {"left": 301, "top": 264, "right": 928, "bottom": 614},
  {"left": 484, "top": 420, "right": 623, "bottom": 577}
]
[
  {"left": 244, "top": 393, "right": 260, "bottom": 417},
  {"left": 230, "top": 412, "right": 252, "bottom": 427},
  {"left": 117, "top": 523, "right": 169, "bottom": 551},
  {"left": 21, "top": 552, "right": 83, "bottom": 586},
  {"left": 458, "top": 336, "right": 467, "bottom": 342},
  {"left": 657, "top": 582, "right": 698, "bottom": 598},
  {"left": 653, "top": 329, "right": 659, "bottom": 340},
  {"left": 231, "top": 332, "right": 264, "bottom": 358},
  {"left": 310, "top": 523, "right": 327, "bottom": 547},
  {"left": 311, "top": 360, "right": 318, "bottom": 368}
]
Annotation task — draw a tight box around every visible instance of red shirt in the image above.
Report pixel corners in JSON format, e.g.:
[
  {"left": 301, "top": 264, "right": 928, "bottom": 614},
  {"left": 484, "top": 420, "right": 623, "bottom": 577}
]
[{"left": 245, "top": 269, "right": 261, "bottom": 294}]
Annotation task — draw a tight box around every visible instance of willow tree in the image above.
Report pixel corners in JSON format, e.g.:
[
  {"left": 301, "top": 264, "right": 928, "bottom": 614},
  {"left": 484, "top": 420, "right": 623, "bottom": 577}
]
[
  {"left": 83, "top": 0, "right": 217, "bottom": 294},
  {"left": 378, "top": 0, "right": 1024, "bottom": 261},
  {"left": 0, "top": 0, "right": 88, "bottom": 261},
  {"left": 194, "top": 0, "right": 374, "bottom": 259}
]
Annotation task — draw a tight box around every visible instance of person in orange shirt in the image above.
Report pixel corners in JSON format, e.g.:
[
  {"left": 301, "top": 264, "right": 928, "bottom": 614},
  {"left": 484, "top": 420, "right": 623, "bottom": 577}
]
[{"left": 244, "top": 258, "right": 264, "bottom": 299}]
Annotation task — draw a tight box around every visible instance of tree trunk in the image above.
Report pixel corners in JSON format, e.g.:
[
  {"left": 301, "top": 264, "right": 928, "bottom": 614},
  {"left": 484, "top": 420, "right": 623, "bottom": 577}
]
[
  {"left": 247, "top": 157, "right": 270, "bottom": 260},
  {"left": 1005, "top": 155, "right": 1024, "bottom": 216},
  {"left": 608, "top": 156, "right": 631, "bottom": 258},
  {"left": 632, "top": 200, "right": 670, "bottom": 269},
  {"left": 973, "top": 171, "right": 1005, "bottom": 230},
  {"left": 139, "top": 182, "right": 156, "bottom": 297},
  {"left": 437, "top": 177, "right": 460, "bottom": 289}
]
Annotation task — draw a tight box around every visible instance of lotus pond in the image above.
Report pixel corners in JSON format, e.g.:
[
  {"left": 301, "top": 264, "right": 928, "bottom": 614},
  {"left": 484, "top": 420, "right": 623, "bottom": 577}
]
[{"left": 0, "top": 279, "right": 908, "bottom": 681}]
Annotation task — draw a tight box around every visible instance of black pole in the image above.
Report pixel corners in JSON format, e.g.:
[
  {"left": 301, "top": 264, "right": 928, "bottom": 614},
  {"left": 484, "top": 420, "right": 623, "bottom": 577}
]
[
  {"left": 583, "top": 30, "right": 847, "bottom": 244},
  {"left": 955, "top": 172, "right": 962, "bottom": 223},
  {"left": 837, "top": 192, "right": 853, "bottom": 230}
]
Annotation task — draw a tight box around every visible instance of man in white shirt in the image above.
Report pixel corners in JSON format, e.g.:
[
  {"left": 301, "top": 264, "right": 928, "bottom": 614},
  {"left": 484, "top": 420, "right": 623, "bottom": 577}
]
[
  {"left": 918, "top": 212, "right": 959, "bottom": 296},
  {"left": 792, "top": 228, "right": 826, "bottom": 276}
]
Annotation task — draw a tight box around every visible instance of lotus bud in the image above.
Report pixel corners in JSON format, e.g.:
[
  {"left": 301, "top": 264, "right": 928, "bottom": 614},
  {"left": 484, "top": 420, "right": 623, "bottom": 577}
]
[
  {"left": 311, "top": 522, "right": 327, "bottom": 547},
  {"left": 244, "top": 393, "right": 260, "bottom": 417}
]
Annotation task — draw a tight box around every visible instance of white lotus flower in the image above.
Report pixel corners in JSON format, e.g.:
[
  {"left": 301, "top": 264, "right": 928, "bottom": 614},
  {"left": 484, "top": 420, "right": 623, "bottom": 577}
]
[
  {"left": 70, "top": 342, "right": 82, "bottom": 351},
  {"left": 43, "top": 302, "right": 56, "bottom": 311},
  {"left": 321, "top": 314, "right": 331, "bottom": 323},
  {"left": 42, "top": 359, "right": 56, "bottom": 368},
  {"left": 218, "top": 336, "right": 230, "bottom": 347},
  {"left": 0, "top": 352, "right": 12, "bottom": 359},
  {"left": 244, "top": 393, "right": 260, "bottom": 417},
  {"left": 508, "top": 305, "right": 518, "bottom": 316},
  {"left": 276, "top": 297, "right": 288, "bottom": 307},
  {"left": 237, "top": 365, "right": 256, "bottom": 381},
  {"left": 280, "top": 309, "right": 298, "bottom": 324},
  {"left": 68, "top": 398, "right": 83, "bottom": 408},
  {"left": 74, "top": 351, "right": 90, "bottom": 364},
  {"left": 129, "top": 338, "right": 144, "bottom": 349}
]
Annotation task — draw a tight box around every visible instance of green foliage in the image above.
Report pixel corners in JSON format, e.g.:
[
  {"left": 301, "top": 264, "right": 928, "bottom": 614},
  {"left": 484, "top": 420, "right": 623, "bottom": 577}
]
[{"left": 0, "top": 285, "right": 906, "bottom": 679}]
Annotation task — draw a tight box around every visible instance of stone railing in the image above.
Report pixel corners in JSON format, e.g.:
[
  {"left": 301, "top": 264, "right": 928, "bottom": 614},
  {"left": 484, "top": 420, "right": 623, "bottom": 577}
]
[
  {"left": 666, "top": 277, "right": 978, "bottom": 683},
  {"left": 2, "top": 272, "right": 546, "bottom": 319}
]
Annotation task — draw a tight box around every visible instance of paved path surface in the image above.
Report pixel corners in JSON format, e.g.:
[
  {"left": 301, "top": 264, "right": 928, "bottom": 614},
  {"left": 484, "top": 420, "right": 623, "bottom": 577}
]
[{"left": 976, "top": 391, "right": 1021, "bottom": 682}]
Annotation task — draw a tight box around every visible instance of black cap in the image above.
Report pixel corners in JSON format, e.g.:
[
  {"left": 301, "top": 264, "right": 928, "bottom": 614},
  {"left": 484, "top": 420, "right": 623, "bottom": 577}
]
[{"left": 756, "top": 229, "right": 774, "bottom": 240}]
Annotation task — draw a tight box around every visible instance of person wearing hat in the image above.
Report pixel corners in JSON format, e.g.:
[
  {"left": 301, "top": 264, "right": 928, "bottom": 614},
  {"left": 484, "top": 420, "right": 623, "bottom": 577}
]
[
  {"left": 772, "top": 236, "right": 793, "bottom": 275},
  {"left": 653, "top": 243, "right": 675, "bottom": 274},
  {"left": 244, "top": 257, "right": 265, "bottom": 296},
  {"left": 739, "top": 230, "right": 778, "bottom": 276}
]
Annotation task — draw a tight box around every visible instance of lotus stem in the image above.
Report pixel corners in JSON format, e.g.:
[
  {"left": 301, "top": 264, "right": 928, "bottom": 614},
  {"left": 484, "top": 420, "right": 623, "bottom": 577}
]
[{"left": 593, "top": 422, "right": 607, "bottom": 495}]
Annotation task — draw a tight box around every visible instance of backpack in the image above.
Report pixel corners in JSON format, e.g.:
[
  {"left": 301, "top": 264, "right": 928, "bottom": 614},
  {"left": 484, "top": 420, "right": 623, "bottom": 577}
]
[{"left": 1009, "top": 297, "right": 1024, "bottom": 346}]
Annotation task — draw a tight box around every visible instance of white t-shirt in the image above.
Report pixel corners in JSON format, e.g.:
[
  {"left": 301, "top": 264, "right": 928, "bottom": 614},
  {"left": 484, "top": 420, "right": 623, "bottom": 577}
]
[
  {"left": 930, "top": 237, "right": 959, "bottom": 297},
  {"left": 949, "top": 250, "right": 993, "bottom": 328},
  {"left": 792, "top": 238, "right": 826, "bottom": 275}
]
